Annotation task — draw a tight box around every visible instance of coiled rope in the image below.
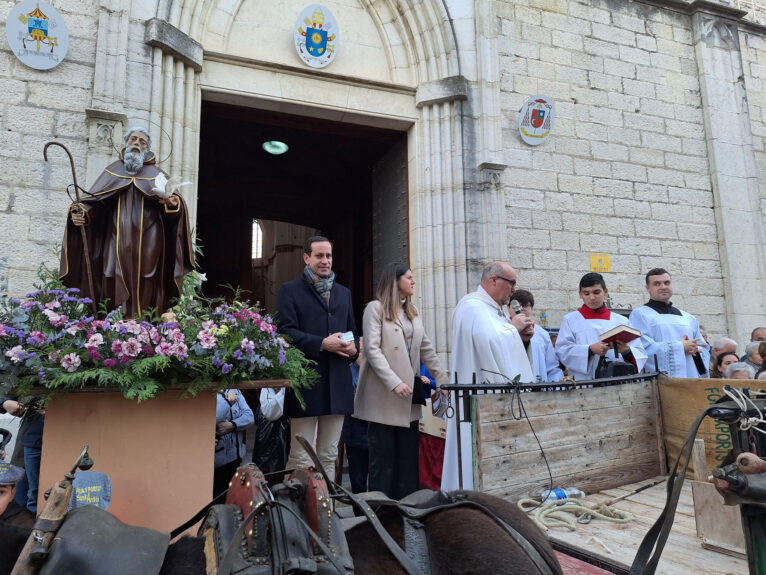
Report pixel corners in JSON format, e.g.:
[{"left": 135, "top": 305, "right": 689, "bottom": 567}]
[{"left": 517, "top": 497, "right": 633, "bottom": 531}]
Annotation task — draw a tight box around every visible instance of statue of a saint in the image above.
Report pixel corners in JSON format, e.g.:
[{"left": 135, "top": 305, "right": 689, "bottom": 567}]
[{"left": 59, "top": 128, "right": 195, "bottom": 317}]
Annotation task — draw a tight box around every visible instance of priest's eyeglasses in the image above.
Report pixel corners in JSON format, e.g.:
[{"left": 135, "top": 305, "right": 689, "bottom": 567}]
[{"left": 495, "top": 276, "right": 516, "bottom": 287}]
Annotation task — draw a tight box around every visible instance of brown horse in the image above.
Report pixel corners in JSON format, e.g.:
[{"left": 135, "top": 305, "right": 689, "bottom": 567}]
[{"left": 345, "top": 490, "right": 562, "bottom": 575}]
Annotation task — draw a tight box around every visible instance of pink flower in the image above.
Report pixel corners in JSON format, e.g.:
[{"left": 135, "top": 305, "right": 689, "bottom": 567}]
[
  {"left": 111, "top": 340, "right": 123, "bottom": 354},
  {"left": 125, "top": 321, "right": 141, "bottom": 335},
  {"left": 27, "top": 331, "right": 45, "bottom": 345},
  {"left": 103, "top": 358, "right": 117, "bottom": 368},
  {"left": 155, "top": 341, "right": 173, "bottom": 356},
  {"left": 61, "top": 353, "right": 81, "bottom": 372},
  {"left": 197, "top": 329, "right": 217, "bottom": 350},
  {"left": 240, "top": 338, "right": 255, "bottom": 353},
  {"left": 0, "top": 324, "right": 6, "bottom": 336},
  {"left": 137, "top": 330, "right": 151, "bottom": 345},
  {"left": 121, "top": 338, "right": 141, "bottom": 358},
  {"left": 87, "top": 334, "right": 104, "bottom": 348},
  {"left": 5, "top": 345, "right": 24, "bottom": 364},
  {"left": 169, "top": 329, "right": 185, "bottom": 344},
  {"left": 201, "top": 320, "right": 217, "bottom": 330},
  {"left": 43, "top": 309, "right": 61, "bottom": 323},
  {"left": 87, "top": 347, "right": 103, "bottom": 360},
  {"left": 66, "top": 324, "right": 82, "bottom": 335},
  {"left": 48, "top": 349, "right": 61, "bottom": 361},
  {"left": 44, "top": 300, "right": 61, "bottom": 309},
  {"left": 172, "top": 342, "right": 188, "bottom": 357}
]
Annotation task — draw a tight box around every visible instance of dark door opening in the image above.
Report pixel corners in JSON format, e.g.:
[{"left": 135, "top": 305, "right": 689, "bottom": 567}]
[{"left": 197, "top": 101, "right": 407, "bottom": 320}]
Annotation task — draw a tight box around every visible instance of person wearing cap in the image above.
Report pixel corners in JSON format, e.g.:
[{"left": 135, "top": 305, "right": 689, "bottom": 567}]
[{"left": 0, "top": 461, "right": 35, "bottom": 528}]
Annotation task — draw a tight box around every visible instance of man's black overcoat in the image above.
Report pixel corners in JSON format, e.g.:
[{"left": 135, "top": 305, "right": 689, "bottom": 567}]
[{"left": 276, "top": 276, "right": 358, "bottom": 418}]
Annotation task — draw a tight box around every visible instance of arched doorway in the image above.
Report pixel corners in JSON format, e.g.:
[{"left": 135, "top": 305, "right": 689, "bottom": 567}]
[{"left": 197, "top": 101, "right": 407, "bottom": 317}]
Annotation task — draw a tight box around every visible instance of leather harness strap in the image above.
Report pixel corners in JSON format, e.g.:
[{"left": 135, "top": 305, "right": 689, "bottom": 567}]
[
  {"left": 629, "top": 404, "right": 717, "bottom": 575},
  {"left": 403, "top": 518, "right": 431, "bottom": 575},
  {"left": 216, "top": 498, "right": 350, "bottom": 575}
]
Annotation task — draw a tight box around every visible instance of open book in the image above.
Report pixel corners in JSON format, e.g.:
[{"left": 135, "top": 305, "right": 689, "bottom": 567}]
[{"left": 600, "top": 324, "right": 641, "bottom": 344}]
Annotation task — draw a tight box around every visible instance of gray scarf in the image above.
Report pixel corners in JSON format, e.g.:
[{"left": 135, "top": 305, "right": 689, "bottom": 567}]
[{"left": 303, "top": 266, "right": 335, "bottom": 304}]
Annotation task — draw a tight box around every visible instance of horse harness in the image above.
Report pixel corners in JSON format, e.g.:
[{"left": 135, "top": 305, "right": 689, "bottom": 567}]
[{"left": 203, "top": 463, "right": 557, "bottom": 575}]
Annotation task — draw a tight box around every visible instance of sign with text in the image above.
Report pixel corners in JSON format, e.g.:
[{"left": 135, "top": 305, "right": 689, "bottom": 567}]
[{"left": 590, "top": 252, "right": 611, "bottom": 273}]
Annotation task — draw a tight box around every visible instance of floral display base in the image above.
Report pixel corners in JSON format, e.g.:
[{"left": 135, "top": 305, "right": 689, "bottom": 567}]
[{"left": 39, "top": 390, "right": 215, "bottom": 533}]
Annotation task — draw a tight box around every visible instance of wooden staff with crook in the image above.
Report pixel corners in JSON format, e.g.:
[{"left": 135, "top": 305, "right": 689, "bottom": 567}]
[{"left": 43, "top": 142, "right": 99, "bottom": 317}]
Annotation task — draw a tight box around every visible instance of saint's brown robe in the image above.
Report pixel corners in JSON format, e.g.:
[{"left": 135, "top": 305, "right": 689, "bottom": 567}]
[{"left": 59, "top": 150, "right": 195, "bottom": 318}]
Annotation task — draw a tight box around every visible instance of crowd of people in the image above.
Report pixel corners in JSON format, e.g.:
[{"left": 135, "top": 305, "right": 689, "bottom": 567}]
[{"left": 4, "top": 237, "right": 766, "bottom": 520}]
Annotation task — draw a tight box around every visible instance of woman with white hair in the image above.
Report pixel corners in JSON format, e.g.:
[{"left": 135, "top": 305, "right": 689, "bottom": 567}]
[{"left": 724, "top": 362, "right": 756, "bottom": 380}]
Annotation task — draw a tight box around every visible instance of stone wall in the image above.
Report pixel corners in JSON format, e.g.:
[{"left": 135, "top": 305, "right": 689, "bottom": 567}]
[
  {"left": 2, "top": 0, "right": 766, "bottom": 347},
  {"left": 0, "top": 0, "right": 98, "bottom": 294},
  {"left": 497, "top": 0, "right": 748, "bottom": 341}
]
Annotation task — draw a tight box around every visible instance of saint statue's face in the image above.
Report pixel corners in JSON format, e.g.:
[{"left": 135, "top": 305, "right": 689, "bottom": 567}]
[
  {"left": 123, "top": 131, "right": 150, "bottom": 175},
  {"left": 126, "top": 131, "right": 149, "bottom": 153},
  {"left": 303, "top": 241, "right": 333, "bottom": 278}
]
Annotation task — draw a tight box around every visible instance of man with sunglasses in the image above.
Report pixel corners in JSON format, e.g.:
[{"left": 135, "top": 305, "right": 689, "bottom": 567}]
[{"left": 442, "top": 261, "right": 534, "bottom": 490}]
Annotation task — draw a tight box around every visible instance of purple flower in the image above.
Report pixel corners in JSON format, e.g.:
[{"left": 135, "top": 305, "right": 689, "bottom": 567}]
[
  {"left": 211, "top": 356, "right": 223, "bottom": 368},
  {"left": 233, "top": 349, "right": 243, "bottom": 360},
  {"left": 279, "top": 348, "right": 286, "bottom": 366},
  {"left": 103, "top": 358, "right": 117, "bottom": 368},
  {"left": 221, "top": 363, "right": 232, "bottom": 375},
  {"left": 26, "top": 331, "right": 45, "bottom": 345}
]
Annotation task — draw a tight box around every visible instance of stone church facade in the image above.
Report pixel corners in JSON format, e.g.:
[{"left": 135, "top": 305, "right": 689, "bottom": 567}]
[{"left": 2, "top": 0, "right": 766, "bottom": 357}]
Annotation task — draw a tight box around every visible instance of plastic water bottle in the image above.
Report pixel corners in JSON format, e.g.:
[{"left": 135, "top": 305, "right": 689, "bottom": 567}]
[{"left": 541, "top": 487, "right": 585, "bottom": 504}]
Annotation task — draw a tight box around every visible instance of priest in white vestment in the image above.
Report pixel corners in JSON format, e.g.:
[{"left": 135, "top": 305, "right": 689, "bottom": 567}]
[
  {"left": 509, "top": 289, "right": 564, "bottom": 382},
  {"left": 442, "top": 262, "right": 535, "bottom": 491},
  {"left": 555, "top": 273, "right": 647, "bottom": 380},
  {"left": 628, "top": 268, "right": 709, "bottom": 378}
]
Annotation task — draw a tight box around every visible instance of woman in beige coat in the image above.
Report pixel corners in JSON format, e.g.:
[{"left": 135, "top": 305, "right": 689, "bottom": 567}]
[{"left": 353, "top": 263, "right": 448, "bottom": 499}]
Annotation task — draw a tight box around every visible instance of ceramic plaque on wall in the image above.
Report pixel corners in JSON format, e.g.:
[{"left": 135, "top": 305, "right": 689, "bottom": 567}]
[
  {"left": 6, "top": 0, "right": 69, "bottom": 70},
  {"left": 519, "top": 95, "right": 555, "bottom": 146},
  {"left": 294, "top": 5, "right": 339, "bottom": 69}
]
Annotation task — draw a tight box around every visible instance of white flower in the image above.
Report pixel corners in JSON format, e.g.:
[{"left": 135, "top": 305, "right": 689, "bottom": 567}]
[
  {"left": 86, "top": 334, "right": 104, "bottom": 348},
  {"left": 61, "top": 353, "right": 82, "bottom": 372},
  {"left": 5, "top": 345, "right": 24, "bottom": 364}
]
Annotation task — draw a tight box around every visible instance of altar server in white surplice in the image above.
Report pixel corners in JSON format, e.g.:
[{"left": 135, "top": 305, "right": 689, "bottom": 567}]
[
  {"left": 628, "top": 267, "right": 709, "bottom": 378},
  {"left": 442, "top": 262, "right": 535, "bottom": 491},
  {"left": 556, "top": 273, "right": 647, "bottom": 381},
  {"left": 509, "top": 289, "right": 564, "bottom": 383}
]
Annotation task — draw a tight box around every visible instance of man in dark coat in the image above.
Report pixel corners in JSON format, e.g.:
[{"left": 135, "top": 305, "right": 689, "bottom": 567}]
[
  {"left": 59, "top": 128, "right": 195, "bottom": 318},
  {"left": 277, "top": 236, "right": 358, "bottom": 482}
]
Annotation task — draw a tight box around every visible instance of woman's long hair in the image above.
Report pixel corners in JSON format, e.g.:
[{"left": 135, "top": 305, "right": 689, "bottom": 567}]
[{"left": 376, "top": 263, "right": 418, "bottom": 322}]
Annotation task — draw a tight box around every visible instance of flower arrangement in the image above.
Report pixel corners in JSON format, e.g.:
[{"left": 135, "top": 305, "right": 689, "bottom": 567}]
[{"left": 0, "top": 268, "right": 316, "bottom": 404}]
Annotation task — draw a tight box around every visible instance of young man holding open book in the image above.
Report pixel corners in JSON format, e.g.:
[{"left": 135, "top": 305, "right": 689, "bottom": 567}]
[{"left": 555, "top": 273, "right": 647, "bottom": 381}]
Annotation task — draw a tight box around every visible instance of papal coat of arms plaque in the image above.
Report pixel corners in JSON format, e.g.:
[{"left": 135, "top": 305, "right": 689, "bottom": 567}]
[
  {"left": 294, "top": 5, "right": 339, "bottom": 69},
  {"left": 519, "top": 94, "right": 555, "bottom": 146},
  {"left": 6, "top": 0, "right": 69, "bottom": 70}
]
